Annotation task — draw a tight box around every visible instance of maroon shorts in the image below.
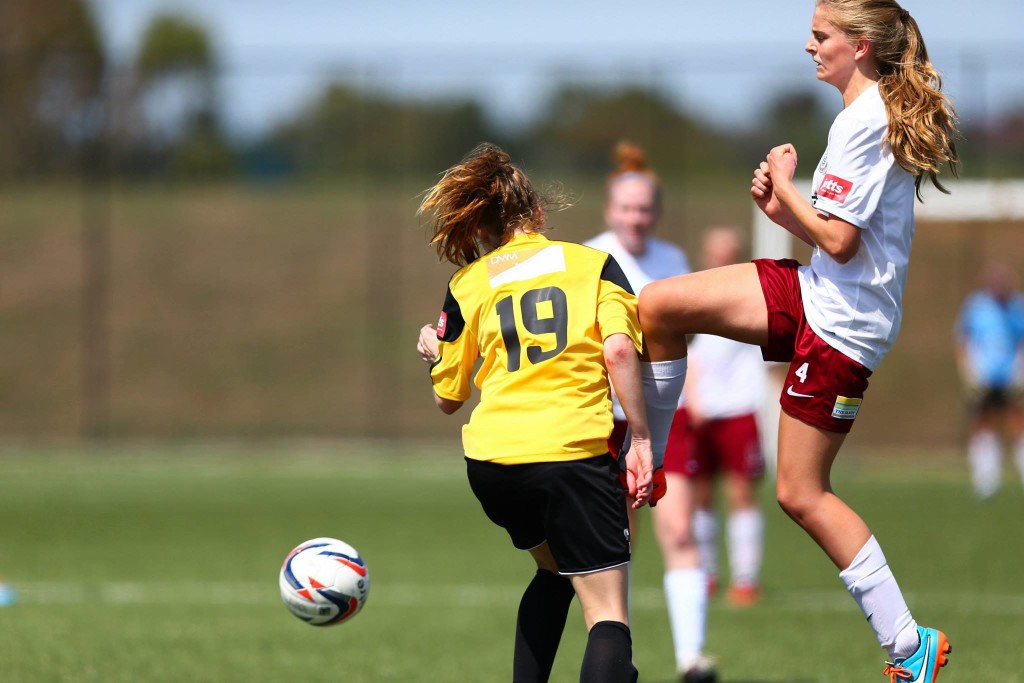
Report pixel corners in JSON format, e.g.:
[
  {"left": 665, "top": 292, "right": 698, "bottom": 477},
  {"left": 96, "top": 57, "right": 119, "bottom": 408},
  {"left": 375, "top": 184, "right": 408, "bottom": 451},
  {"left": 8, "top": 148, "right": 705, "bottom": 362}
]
[
  {"left": 754, "top": 258, "right": 872, "bottom": 434},
  {"left": 609, "top": 408, "right": 694, "bottom": 474},
  {"left": 692, "top": 413, "right": 764, "bottom": 479}
]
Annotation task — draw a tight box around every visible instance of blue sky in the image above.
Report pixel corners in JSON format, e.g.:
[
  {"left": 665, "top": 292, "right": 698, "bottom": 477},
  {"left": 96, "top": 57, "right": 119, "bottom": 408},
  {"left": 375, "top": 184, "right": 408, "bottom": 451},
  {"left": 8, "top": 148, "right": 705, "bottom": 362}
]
[{"left": 88, "top": 0, "right": 1024, "bottom": 137}]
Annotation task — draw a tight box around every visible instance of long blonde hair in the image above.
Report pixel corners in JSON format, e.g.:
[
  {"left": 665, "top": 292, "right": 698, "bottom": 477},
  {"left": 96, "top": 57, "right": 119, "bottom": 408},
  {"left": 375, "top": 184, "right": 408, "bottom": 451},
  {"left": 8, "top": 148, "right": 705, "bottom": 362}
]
[
  {"left": 420, "top": 143, "right": 549, "bottom": 266},
  {"left": 818, "top": 0, "right": 960, "bottom": 199}
]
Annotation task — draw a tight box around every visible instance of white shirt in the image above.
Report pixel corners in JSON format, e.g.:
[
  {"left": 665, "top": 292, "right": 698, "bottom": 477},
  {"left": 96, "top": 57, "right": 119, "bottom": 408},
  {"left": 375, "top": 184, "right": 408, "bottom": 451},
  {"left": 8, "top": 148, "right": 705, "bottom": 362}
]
[
  {"left": 801, "top": 83, "right": 916, "bottom": 371},
  {"left": 688, "top": 334, "right": 767, "bottom": 419},
  {"left": 584, "top": 231, "right": 690, "bottom": 419}
]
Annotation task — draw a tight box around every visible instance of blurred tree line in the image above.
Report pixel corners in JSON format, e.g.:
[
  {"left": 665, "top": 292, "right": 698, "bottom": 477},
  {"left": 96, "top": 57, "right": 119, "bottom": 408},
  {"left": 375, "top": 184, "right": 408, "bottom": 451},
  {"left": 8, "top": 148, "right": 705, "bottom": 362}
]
[{"left": 0, "top": 0, "right": 1020, "bottom": 183}]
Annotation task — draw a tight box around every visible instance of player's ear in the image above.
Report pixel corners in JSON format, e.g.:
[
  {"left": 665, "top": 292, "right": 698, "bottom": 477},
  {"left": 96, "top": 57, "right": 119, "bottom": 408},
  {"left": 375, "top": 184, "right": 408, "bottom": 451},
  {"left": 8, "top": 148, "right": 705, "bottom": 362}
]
[{"left": 854, "top": 36, "right": 872, "bottom": 62}]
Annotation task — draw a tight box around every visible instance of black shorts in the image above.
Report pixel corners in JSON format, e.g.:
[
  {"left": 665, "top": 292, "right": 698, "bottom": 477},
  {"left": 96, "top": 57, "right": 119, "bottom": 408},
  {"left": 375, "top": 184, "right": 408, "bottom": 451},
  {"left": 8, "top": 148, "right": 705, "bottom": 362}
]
[
  {"left": 466, "top": 453, "right": 630, "bottom": 575},
  {"left": 970, "top": 385, "right": 1022, "bottom": 413}
]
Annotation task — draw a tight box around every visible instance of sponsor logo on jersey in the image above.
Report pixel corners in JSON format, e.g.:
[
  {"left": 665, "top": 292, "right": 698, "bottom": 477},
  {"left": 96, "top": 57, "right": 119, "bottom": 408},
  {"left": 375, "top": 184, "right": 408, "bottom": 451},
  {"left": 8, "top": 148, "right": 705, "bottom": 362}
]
[
  {"left": 487, "top": 245, "right": 567, "bottom": 288},
  {"left": 818, "top": 174, "right": 853, "bottom": 203},
  {"left": 436, "top": 311, "right": 448, "bottom": 337},
  {"left": 489, "top": 251, "right": 520, "bottom": 265},
  {"left": 818, "top": 152, "right": 828, "bottom": 172},
  {"left": 831, "top": 395, "right": 862, "bottom": 420}
]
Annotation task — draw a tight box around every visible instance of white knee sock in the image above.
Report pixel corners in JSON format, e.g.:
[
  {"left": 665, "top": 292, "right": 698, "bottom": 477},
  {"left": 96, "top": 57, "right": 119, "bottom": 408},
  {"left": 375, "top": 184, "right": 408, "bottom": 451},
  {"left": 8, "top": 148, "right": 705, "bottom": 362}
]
[
  {"left": 625, "top": 359, "right": 687, "bottom": 468},
  {"left": 968, "top": 430, "right": 1002, "bottom": 499},
  {"left": 663, "top": 567, "right": 707, "bottom": 669},
  {"left": 839, "top": 536, "right": 919, "bottom": 660},
  {"left": 727, "top": 509, "right": 763, "bottom": 588},
  {"left": 693, "top": 508, "right": 718, "bottom": 581}
]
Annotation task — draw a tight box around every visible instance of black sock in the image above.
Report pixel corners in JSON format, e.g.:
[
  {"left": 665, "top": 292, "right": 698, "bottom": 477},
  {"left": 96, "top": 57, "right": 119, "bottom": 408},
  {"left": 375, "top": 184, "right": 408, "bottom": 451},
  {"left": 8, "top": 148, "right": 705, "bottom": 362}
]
[
  {"left": 580, "top": 620, "right": 638, "bottom": 683},
  {"left": 513, "top": 569, "right": 575, "bottom": 683}
]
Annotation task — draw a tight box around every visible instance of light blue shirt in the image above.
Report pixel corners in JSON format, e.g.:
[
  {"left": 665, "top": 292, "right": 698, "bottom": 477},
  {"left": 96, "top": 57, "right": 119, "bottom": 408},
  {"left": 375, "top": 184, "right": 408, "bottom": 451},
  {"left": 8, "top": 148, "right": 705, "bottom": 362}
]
[{"left": 957, "top": 291, "right": 1024, "bottom": 388}]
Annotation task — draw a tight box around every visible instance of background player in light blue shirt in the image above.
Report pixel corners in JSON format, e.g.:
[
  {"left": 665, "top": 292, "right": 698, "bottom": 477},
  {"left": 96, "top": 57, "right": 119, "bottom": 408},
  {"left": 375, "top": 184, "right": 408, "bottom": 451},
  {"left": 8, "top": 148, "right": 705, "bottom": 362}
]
[{"left": 955, "top": 263, "right": 1024, "bottom": 499}]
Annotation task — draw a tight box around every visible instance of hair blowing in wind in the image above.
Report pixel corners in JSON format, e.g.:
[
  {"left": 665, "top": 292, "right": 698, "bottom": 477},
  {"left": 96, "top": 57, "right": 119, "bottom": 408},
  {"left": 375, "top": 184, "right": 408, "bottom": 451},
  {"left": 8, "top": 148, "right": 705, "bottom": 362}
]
[
  {"left": 419, "top": 143, "right": 548, "bottom": 267},
  {"left": 818, "top": 0, "right": 961, "bottom": 199}
]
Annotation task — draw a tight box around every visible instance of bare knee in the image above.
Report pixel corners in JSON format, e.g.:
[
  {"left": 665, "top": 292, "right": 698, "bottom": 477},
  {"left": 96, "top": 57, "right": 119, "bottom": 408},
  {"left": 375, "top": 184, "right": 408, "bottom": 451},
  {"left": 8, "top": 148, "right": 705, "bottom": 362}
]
[
  {"left": 639, "top": 282, "right": 691, "bottom": 360},
  {"left": 640, "top": 279, "right": 694, "bottom": 331},
  {"left": 776, "top": 483, "right": 824, "bottom": 526},
  {"left": 664, "top": 524, "right": 695, "bottom": 552},
  {"left": 570, "top": 565, "right": 629, "bottom": 629}
]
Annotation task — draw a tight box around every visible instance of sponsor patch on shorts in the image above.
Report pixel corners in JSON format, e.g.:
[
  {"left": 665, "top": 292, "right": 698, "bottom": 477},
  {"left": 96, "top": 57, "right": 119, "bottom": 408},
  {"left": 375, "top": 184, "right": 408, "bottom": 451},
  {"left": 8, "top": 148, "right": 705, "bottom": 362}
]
[
  {"left": 818, "top": 174, "right": 853, "bottom": 203},
  {"left": 832, "top": 395, "right": 862, "bottom": 420}
]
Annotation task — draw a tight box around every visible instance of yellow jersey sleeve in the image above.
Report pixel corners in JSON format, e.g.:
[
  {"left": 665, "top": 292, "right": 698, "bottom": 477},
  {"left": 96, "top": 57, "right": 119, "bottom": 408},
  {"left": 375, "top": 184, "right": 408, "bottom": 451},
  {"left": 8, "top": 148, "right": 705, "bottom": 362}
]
[
  {"left": 430, "top": 284, "right": 478, "bottom": 402},
  {"left": 596, "top": 255, "right": 643, "bottom": 354}
]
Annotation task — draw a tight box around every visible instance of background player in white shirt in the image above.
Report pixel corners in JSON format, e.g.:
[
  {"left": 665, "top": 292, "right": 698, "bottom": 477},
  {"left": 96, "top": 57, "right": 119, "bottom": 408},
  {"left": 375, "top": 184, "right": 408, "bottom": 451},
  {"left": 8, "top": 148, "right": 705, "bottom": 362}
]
[
  {"left": 584, "top": 142, "right": 714, "bottom": 683},
  {"left": 633, "top": 3, "right": 961, "bottom": 682},
  {"left": 685, "top": 228, "right": 768, "bottom": 607}
]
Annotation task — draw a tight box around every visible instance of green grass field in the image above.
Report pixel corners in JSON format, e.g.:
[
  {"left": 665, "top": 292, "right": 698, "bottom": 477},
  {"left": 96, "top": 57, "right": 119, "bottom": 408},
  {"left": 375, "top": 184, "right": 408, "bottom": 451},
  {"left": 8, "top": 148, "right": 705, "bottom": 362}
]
[{"left": 0, "top": 441, "right": 1020, "bottom": 682}]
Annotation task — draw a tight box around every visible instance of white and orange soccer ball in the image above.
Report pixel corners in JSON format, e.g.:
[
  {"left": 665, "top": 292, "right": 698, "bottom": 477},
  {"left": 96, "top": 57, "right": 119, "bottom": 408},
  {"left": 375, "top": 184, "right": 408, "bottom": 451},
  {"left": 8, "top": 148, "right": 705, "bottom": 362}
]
[{"left": 279, "top": 537, "right": 370, "bottom": 626}]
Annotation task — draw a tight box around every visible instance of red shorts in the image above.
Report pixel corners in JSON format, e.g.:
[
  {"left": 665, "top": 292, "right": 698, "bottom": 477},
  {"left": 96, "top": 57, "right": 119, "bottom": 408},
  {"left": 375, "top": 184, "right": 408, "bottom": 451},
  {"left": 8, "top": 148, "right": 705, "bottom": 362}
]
[
  {"left": 692, "top": 413, "right": 764, "bottom": 479},
  {"left": 609, "top": 408, "right": 694, "bottom": 474},
  {"left": 754, "top": 258, "right": 872, "bottom": 434}
]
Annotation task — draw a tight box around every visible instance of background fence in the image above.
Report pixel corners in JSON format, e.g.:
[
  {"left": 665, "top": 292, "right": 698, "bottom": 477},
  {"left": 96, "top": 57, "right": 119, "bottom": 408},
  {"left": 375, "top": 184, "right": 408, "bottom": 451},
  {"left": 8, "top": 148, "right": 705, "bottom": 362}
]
[{"left": 3, "top": 3, "right": 1024, "bottom": 446}]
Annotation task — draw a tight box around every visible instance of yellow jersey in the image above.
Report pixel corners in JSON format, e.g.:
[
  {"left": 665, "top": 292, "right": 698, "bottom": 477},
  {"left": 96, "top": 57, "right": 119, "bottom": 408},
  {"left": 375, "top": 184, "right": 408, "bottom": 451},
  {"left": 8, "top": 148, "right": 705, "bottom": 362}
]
[{"left": 430, "top": 232, "right": 642, "bottom": 464}]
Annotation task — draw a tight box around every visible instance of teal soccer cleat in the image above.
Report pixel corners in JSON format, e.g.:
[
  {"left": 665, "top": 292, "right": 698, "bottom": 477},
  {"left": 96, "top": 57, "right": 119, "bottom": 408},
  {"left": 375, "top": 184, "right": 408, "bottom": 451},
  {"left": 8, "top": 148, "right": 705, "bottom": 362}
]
[{"left": 883, "top": 627, "right": 951, "bottom": 683}]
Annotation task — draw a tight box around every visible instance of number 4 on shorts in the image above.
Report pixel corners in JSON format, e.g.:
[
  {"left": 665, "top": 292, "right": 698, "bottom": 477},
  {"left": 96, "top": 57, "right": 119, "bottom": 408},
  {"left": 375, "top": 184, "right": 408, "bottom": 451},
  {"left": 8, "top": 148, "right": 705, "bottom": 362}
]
[{"left": 794, "top": 362, "right": 809, "bottom": 383}]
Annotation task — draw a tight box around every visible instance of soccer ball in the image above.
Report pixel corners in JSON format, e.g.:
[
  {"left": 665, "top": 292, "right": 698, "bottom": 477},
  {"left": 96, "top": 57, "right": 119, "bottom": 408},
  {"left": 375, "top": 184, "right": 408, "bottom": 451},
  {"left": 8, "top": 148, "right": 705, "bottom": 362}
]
[{"left": 279, "top": 537, "right": 369, "bottom": 626}]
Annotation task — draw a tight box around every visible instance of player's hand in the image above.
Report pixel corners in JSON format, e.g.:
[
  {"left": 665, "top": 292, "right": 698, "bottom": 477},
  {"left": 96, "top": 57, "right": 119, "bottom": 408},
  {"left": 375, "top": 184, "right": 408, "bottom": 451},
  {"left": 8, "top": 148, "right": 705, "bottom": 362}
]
[
  {"left": 624, "top": 436, "right": 653, "bottom": 509},
  {"left": 958, "top": 362, "right": 985, "bottom": 401},
  {"left": 752, "top": 160, "right": 783, "bottom": 217},
  {"left": 416, "top": 324, "right": 439, "bottom": 363},
  {"left": 751, "top": 160, "right": 773, "bottom": 198},
  {"left": 766, "top": 144, "right": 798, "bottom": 183}
]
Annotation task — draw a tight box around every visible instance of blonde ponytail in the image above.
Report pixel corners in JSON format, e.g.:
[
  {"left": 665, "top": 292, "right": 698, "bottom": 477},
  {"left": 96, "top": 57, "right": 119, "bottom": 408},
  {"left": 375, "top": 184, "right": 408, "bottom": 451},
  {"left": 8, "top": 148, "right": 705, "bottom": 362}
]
[{"left": 818, "top": 1, "right": 961, "bottom": 199}]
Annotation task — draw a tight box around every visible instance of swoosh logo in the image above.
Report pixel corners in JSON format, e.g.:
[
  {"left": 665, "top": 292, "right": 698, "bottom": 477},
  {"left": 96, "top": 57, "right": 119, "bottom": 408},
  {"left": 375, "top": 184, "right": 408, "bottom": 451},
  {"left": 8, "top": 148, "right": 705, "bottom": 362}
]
[
  {"left": 786, "top": 385, "right": 815, "bottom": 399},
  {"left": 915, "top": 634, "right": 932, "bottom": 683}
]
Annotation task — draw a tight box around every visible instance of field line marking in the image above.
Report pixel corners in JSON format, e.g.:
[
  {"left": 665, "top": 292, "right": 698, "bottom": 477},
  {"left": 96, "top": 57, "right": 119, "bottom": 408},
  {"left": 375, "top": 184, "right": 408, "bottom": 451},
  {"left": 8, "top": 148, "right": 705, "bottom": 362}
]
[{"left": 8, "top": 581, "right": 1024, "bottom": 616}]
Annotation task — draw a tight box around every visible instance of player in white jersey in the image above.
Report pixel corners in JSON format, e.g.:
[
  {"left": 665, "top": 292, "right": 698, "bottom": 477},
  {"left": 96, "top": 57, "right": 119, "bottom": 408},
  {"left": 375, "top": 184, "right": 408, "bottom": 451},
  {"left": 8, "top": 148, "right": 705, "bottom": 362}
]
[
  {"left": 631, "top": 3, "right": 961, "bottom": 682},
  {"left": 684, "top": 228, "right": 768, "bottom": 607},
  {"left": 584, "top": 142, "right": 714, "bottom": 683}
]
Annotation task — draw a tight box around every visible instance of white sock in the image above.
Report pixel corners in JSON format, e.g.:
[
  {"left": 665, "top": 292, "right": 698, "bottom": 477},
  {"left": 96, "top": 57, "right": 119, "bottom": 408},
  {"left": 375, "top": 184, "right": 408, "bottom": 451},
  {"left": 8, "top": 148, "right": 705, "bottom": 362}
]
[
  {"left": 693, "top": 508, "right": 718, "bottom": 581},
  {"left": 968, "top": 430, "right": 1002, "bottom": 499},
  {"left": 663, "top": 568, "right": 708, "bottom": 668},
  {"left": 1014, "top": 435, "right": 1024, "bottom": 489},
  {"left": 839, "top": 536, "right": 919, "bottom": 660},
  {"left": 727, "top": 509, "right": 763, "bottom": 588},
  {"left": 633, "top": 359, "right": 687, "bottom": 468}
]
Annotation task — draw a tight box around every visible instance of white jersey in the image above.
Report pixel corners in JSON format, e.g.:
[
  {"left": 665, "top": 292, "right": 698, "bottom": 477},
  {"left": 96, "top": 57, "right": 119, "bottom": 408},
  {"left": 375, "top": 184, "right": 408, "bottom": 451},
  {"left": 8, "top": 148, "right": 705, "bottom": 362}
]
[
  {"left": 800, "top": 83, "right": 916, "bottom": 371},
  {"left": 584, "top": 231, "right": 690, "bottom": 419},
  {"left": 688, "top": 334, "right": 767, "bottom": 419}
]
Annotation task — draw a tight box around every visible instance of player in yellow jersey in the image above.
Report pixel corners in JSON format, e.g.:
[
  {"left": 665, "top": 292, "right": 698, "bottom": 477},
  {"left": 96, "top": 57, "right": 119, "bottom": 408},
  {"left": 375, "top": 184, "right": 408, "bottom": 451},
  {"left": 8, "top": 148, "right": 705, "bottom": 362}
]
[{"left": 415, "top": 143, "right": 653, "bottom": 683}]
